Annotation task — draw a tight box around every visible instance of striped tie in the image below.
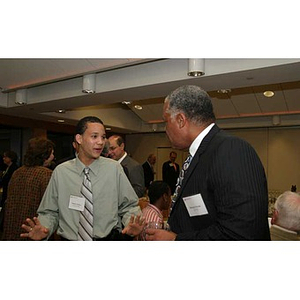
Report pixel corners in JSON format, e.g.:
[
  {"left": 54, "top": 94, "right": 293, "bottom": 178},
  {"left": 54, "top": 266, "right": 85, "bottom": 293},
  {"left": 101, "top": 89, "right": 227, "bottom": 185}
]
[
  {"left": 171, "top": 154, "right": 193, "bottom": 210},
  {"left": 78, "top": 167, "right": 93, "bottom": 241}
]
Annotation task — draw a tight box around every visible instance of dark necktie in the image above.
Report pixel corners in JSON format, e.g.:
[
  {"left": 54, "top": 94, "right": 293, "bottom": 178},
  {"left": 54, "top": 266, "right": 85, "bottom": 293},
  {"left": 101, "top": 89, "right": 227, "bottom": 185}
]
[
  {"left": 78, "top": 167, "right": 93, "bottom": 241},
  {"left": 171, "top": 154, "right": 193, "bottom": 208}
]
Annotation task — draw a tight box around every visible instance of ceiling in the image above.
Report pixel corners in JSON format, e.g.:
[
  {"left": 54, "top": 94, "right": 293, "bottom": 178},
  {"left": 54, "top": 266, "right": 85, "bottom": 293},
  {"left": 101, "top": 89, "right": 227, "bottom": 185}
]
[{"left": 1, "top": 58, "right": 300, "bottom": 134}]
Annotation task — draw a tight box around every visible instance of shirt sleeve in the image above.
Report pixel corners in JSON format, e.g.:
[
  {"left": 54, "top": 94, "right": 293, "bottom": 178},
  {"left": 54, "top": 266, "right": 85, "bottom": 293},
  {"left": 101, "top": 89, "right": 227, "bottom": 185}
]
[{"left": 37, "top": 169, "right": 59, "bottom": 238}]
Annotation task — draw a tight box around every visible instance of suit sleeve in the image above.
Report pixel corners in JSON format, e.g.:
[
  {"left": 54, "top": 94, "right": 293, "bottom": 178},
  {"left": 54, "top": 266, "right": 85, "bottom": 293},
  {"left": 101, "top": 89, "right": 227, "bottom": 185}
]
[
  {"left": 162, "top": 162, "right": 167, "bottom": 182},
  {"left": 128, "top": 164, "right": 145, "bottom": 198}
]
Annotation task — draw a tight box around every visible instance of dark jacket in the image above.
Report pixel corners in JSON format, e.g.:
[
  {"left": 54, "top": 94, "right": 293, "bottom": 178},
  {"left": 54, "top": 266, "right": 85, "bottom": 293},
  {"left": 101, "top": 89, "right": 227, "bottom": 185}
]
[
  {"left": 0, "top": 163, "right": 19, "bottom": 206},
  {"left": 162, "top": 160, "right": 180, "bottom": 194},
  {"left": 169, "top": 124, "right": 270, "bottom": 241},
  {"left": 142, "top": 161, "right": 154, "bottom": 189}
]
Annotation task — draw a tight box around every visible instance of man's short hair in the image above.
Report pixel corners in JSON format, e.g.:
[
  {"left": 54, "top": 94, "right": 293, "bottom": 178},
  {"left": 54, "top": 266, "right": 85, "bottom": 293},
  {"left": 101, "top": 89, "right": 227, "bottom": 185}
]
[
  {"left": 148, "top": 180, "right": 170, "bottom": 205},
  {"left": 75, "top": 116, "right": 103, "bottom": 135}
]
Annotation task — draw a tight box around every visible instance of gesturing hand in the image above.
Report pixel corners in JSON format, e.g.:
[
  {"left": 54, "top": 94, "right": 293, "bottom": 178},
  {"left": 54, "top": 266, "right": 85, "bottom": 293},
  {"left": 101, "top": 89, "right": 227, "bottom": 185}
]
[
  {"left": 122, "top": 214, "right": 146, "bottom": 237},
  {"left": 20, "top": 217, "right": 49, "bottom": 240}
]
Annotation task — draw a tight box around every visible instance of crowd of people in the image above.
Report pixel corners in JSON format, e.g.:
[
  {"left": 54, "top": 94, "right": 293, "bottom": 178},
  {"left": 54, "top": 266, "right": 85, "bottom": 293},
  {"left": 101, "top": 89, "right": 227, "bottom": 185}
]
[{"left": 1, "top": 84, "right": 299, "bottom": 241}]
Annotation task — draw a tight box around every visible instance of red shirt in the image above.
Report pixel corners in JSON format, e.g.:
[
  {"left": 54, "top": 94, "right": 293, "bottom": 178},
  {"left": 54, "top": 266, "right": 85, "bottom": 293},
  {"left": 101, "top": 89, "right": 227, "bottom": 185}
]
[{"left": 140, "top": 204, "right": 164, "bottom": 240}]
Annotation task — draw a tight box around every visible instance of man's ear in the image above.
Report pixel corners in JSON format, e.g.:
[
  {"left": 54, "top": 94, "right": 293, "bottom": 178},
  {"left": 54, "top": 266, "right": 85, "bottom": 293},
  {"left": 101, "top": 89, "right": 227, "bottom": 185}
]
[
  {"left": 75, "top": 134, "right": 82, "bottom": 145},
  {"left": 162, "top": 193, "right": 168, "bottom": 202},
  {"left": 271, "top": 209, "right": 278, "bottom": 225},
  {"left": 120, "top": 143, "right": 125, "bottom": 151},
  {"left": 176, "top": 113, "right": 186, "bottom": 129}
]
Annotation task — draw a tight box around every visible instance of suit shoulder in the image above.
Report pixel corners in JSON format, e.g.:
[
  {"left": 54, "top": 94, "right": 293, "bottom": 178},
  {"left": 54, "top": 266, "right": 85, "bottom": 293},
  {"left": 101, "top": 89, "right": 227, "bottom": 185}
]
[{"left": 124, "top": 155, "right": 140, "bottom": 167}]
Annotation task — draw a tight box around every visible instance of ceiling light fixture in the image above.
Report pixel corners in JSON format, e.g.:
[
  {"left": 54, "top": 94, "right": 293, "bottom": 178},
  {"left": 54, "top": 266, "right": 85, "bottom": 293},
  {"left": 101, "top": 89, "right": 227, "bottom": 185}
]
[
  {"left": 134, "top": 105, "right": 143, "bottom": 110},
  {"left": 57, "top": 109, "right": 66, "bottom": 113},
  {"left": 15, "top": 89, "right": 27, "bottom": 105},
  {"left": 82, "top": 74, "right": 96, "bottom": 94},
  {"left": 122, "top": 101, "right": 131, "bottom": 105},
  {"left": 263, "top": 91, "right": 274, "bottom": 98},
  {"left": 152, "top": 124, "right": 157, "bottom": 132},
  {"left": 188, "top": 58, "right": 205, "bottom": 77},
  {"left": 217, "top": 89, "right": 231, "bottom": 94},
  {"left": 57, "top": 119, "right": 65, "bottom": 123}
]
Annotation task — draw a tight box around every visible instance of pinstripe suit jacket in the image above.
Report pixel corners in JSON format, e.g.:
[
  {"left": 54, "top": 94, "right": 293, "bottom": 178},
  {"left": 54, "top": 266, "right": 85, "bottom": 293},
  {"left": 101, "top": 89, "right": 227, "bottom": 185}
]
[{"left": 169, "top": 124, "right": 270, "bottom": 240}]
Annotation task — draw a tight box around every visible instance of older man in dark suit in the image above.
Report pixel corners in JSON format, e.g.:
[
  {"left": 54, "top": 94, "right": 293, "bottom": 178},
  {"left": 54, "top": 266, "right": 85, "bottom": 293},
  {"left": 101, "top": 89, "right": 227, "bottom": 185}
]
[
  {"left": 108, "top": 135, "right": 145, "bottom": 198},
  {"left": 142, "top": 154, "right": 156, "bottom": 189},
  {"left": 162, "top": 151, "right": 180, "bottom": 195},
  {"left": 146, "top": 85, "right": 270, "bottom": 241}
]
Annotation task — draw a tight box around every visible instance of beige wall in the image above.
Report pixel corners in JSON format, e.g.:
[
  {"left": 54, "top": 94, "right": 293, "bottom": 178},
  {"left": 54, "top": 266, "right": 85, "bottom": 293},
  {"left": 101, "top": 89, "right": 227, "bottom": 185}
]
[
  {"left": 125, "top": 132, "right": 188, "bottom": 181},
  {"left": 126, "top": 126, "right": 300, "bottom": 193}
]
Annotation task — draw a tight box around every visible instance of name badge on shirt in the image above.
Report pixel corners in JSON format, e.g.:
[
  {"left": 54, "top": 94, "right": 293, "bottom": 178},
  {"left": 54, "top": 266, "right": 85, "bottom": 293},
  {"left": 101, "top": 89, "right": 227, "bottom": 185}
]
[
  {"left": 69, "top": 195, "right": 85, "bottom": 211},
  {"left": 183, "top": 193, "right": 208, "bottom": 217}
]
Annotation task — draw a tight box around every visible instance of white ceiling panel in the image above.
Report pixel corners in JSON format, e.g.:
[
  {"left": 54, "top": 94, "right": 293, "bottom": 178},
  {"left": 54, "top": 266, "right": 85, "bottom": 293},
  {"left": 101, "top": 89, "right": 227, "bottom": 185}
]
[
  {"left": 254, "top": 84, "right": 288, "bottom": 114},
  {"left": 2, "top": 58, "right": 300, "bottom": 133},
  {"left": 128, "top": 98, "right": 165, "bottom": 123},
  {"left": 230, "top": 89, "right": 262, "bottom": 116},
  {"left": 281, "top": 82, "right": 300, "bottom": 112},
  {"left": 211, "top": 97, "right": 238, "bottom": 118},
  {"left": 0, "top": 58, "right": 150, "bottom": 92}
]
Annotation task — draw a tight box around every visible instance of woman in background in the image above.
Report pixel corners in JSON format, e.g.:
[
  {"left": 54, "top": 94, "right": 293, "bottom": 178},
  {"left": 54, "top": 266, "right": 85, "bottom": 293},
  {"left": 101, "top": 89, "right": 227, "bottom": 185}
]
[
  {"left": 2, "top": 138, "right": 54, "bottom": 240},
  {"left": 0, "top": 150, "right": 19, "bottom": 207}
]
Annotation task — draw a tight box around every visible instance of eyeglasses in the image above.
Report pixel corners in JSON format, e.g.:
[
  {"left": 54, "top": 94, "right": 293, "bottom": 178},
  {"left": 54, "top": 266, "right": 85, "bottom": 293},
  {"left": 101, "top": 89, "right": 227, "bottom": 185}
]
[{"left": 109, "top": 146, "right": 119, "bottom": 151}]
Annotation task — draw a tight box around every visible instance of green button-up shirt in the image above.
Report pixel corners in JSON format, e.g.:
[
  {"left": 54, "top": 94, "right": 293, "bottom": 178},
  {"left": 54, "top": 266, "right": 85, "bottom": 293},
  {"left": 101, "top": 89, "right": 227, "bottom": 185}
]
[{"left": 37, "top": 156, "right": 141, "bottom": 240}]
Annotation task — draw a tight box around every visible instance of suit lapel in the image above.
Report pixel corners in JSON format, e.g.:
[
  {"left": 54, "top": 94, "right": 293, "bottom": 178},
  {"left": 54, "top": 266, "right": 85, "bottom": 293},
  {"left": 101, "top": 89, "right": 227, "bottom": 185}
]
[
  {"left": 176, "top": 124, "right": 220, "bottom": 199},
  {"left": 121, "top": 155, "right": 129, "bottom": 167}
]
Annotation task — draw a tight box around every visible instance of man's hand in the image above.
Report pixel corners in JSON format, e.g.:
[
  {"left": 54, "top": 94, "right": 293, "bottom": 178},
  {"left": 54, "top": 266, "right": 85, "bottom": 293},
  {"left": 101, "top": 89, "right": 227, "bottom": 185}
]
[
  {"left": 122, "top": 214, "right": 146, "bottom": 237},
  {"left": 145, "top": 228, "right": 177, "bottom": 241},
  {"left": 20, "top": 217, "right": 49, "bottom": 240}
]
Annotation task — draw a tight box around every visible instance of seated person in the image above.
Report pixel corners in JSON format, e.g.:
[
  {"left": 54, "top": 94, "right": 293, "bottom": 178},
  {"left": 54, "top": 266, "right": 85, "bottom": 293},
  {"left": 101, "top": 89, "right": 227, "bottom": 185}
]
[
  {"left": 127, "top": 180, "right": 172, "bottom": 240},
  {"left": 270, "top": 191, "right": 300, "bottom": 241}
]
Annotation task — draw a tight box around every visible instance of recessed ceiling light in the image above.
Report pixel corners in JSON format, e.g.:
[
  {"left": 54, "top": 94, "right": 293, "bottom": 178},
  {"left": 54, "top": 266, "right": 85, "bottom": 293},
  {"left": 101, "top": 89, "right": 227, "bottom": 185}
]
[
  {"left": 57, "top": 109, "right": 66, "bottom": 113},
  {"left": 57, "top": 119, "right": 65, "bottom": 123},
  {"left": 122, "top": 101, "right": 131, "bottom": 105},
  {"left": 263, "top": 91, "right": 274, "bottom": 97},
  {"left": 217, "top": 89, "right": 231, "bottom": 94},
  {"left": 134, "top": 105, "right": 142, "bottom": 110},
  {"left": 106, "top": 127, "right": 111, "bottom": 131}
]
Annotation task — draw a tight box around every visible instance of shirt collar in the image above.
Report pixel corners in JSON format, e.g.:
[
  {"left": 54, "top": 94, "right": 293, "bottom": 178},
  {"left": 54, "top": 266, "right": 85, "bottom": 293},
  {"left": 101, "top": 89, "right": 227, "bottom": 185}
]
[
  {"left": 189, "top": 123, "right": 215, "bottom": 157},
  {"left": 75, "top": 156, "right": 101, "bottom": 176},
  {"left": 146, "top": 204, "right": 164, "bottom": 218},
  {"left": 272, "top": 224, "right": 300, "bottom": 235},
  {"left": 118, "top": 152, "right": 127, "bottom": 163}
]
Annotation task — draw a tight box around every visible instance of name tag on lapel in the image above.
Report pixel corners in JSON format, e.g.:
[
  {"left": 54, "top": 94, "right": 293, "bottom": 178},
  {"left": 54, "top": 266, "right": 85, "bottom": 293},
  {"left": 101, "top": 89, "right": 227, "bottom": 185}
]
[{"left": 183, "top": 193, "right": 208, "bottom": 217}]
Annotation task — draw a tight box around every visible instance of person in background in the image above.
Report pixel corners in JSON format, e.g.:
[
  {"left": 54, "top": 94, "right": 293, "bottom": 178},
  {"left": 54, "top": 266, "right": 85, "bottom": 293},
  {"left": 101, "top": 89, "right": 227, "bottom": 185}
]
[
  {"left": 146, "top": 85, "right": 270, "bottom": 241},
  {"left": 162, "top": 151, "right": 180, "bottom": 195},
  {"left": 100, "top": 139, "right": 110, "bottom": 158},
  {"left": 270, "top": 191, "right": 300, "bottom": 241},
  {"left": 142, "top": 153, "right": 156, "bottom": 189},
  {"left": 0, "top": 154, "right": 6, "bottom": 173},
  {"left": 20, "top": 116, "right": 141, "bottom": 241},
  {"left": 139, "top": 180, "right": 171, "bottom": 240},
  {"left": 0, "top": 150, "right": 19, "bottom": 207},
  {"left": 108, "top": 135, "right": 145, "bottom": 198},
  {"left": 1, "top": 138, "right": 54, "bottom": 240},
  {"left": 122, "top": 181, "right": 172, "bottom": 240}
]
